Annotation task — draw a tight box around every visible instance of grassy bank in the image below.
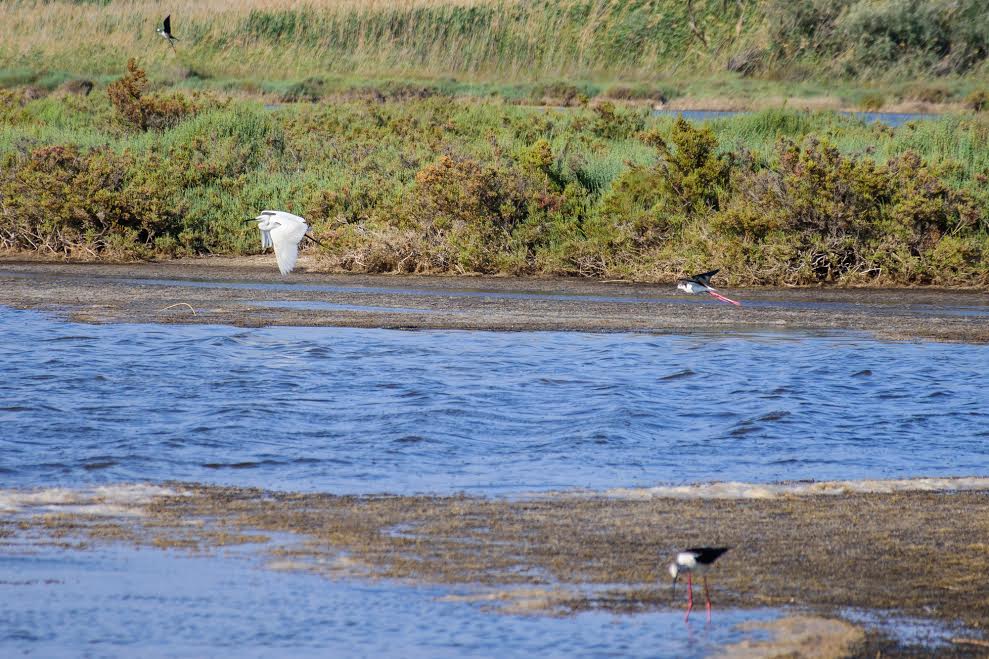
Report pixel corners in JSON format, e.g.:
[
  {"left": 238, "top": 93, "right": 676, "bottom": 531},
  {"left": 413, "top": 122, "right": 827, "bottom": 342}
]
[
  {"left": 1, "top": 0, "right": 987, "bottom": 110},
  {"left": 2, "top": 65, "right": 988, "bottom": 286}
]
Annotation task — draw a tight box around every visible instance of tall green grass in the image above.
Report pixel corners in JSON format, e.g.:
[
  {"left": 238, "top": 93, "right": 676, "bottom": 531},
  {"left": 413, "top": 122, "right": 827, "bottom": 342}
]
[
  {"left": 3, "top": 1, "right": 986, "bottom": 111},
  {"left": 0, "top": 0, "right": 752, "bottom": 82}
]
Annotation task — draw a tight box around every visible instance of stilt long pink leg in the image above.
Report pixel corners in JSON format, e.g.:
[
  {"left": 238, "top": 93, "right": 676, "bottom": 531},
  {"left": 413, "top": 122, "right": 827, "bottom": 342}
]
[
  {"left": 704, "top": 576, "right": 712, "bottom": 622},
  {"left": 684, "top": 573, "right": 693, "bottom": 622},
  {"left": 707, "top": 289, "right": 741, "bottom": 306}
]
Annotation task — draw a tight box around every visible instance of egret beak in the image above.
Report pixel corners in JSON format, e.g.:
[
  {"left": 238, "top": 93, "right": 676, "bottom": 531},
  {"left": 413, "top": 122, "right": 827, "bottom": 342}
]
[{"left": 305, "top": 234, "right": 325, "bottom": 247}]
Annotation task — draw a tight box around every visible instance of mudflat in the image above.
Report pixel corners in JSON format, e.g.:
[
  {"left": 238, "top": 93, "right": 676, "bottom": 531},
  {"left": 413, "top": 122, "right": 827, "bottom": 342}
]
[
  {"left": 1, "top": 256, "right": 988, "bottom": 342},
  {"left": 6, "top": 483, "right": 989, "bottom": 656}
]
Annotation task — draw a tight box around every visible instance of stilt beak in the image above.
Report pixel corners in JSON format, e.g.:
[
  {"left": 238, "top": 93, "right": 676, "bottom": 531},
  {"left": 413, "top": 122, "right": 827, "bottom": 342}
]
[
  {"left": 243, "top": 218, "right": 258, "bottom": 224},
  {"left": 671, "top": 574, "right": 678, "bottom": 599}
]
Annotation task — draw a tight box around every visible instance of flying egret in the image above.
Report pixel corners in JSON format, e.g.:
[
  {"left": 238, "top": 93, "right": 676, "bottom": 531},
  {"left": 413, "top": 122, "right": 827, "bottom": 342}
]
[
  {"left": 243, "top": 210, "right": 322, "bottom": 275},
  {"left": 676, "top": 269, "right": 741, "bottom": 306},
  {"left": 157, "top": 15, "right": 178, "bottom": 51}
]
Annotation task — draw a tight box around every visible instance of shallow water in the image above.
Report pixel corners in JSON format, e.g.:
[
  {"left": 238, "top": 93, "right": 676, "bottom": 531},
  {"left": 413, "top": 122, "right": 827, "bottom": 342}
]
[
  {"left": 653, "top": 109, "right": 937, "bottom": 127},
  {"left": 2, "top": 306, "right": 987, "bottom": 495},
  {"left": 0, "top": 541, "right": 779, "bottom": 658},
  {"left": 6, "top": 269, "right": 989, "bottom": 317}
]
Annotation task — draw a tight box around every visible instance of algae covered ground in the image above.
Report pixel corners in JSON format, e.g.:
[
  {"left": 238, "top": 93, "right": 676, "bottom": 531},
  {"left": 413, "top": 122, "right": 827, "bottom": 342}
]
[
  {"left": 5, "top": 481, "right": 989, "bottom": 655},
  {"left": 3, "top": 258, "right": 989, "bottom": 343}
]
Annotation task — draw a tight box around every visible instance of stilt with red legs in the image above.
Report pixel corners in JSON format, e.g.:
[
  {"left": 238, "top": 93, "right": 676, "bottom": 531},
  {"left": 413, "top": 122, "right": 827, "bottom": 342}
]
[
  {"left": 668, "top": 547, "right": 730, "bottom": 622},
  {"left": 676, "top": 269, "right": 742, "bottom": 306}
]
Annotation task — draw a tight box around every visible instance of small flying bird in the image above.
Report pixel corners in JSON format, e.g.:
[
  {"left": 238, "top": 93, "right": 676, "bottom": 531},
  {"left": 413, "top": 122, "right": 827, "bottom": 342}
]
[
  {"left": 669, "top": 546, "right": 730, "bottom": 622},
  {"left": 157, "top": 15, "right": 178, "bottom": 51},
  {"left": 243, "top": 210, "right": 323, "bottom": 275},
  {"left": 676, "top": 269, "right": 741, "bottom": 306}
]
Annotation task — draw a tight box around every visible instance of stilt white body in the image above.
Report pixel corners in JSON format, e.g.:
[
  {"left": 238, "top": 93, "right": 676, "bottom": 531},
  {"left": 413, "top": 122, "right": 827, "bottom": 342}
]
[
  {"left": 676, "top": 281, "right": 710, "bottom": 295},
  {"left": 671, "top": 551, "right": 714, "bottom": 575}
]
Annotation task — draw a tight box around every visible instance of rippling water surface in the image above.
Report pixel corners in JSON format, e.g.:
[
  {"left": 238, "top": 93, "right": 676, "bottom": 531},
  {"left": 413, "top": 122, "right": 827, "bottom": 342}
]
[{"left": 2, "top": 306, "right": 986, "bottom": 494}]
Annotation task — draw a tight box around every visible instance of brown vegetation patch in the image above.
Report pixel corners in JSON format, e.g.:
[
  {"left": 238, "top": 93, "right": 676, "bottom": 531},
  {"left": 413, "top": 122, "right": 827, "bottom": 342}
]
[
  {"left": 107, "top": 59, "right": 212, "bottom": 132},
  {"left": 713, "top": 616, "right": 866, "bottom": 659}
]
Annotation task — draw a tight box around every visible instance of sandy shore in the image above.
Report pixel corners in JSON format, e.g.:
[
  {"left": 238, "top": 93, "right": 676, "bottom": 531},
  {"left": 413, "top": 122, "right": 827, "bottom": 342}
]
[{"left": 1, "top": 256, "right": 988, "bottom": 343}]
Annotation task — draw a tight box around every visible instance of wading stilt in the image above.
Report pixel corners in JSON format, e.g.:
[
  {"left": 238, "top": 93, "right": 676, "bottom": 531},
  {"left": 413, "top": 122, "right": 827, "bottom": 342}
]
[{"left": 669, "top": 547, "right": 730, "bottom": 622}]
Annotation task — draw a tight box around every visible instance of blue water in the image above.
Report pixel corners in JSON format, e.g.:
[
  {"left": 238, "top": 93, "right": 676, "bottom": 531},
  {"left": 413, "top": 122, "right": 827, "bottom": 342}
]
[
  {"left": 2, "top": 306, "right": 987, "bottom": 495},
  {"left": 1, "top": 304, "right": 985, "bottom": 656},
  {"left": 653, "top": 109, "right": 937, "bottom": 127}
]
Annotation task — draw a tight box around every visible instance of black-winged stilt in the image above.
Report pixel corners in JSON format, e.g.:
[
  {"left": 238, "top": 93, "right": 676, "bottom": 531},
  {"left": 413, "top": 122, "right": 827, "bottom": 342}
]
[
  {"left": 669, "top": 546, "right": 730, "bottom": 621},
  {"left": 157, "top": 15, "right": 178, "bottom": 51},
  {"left": 676, "top": 269, "right": 741, "bottom": 306}
]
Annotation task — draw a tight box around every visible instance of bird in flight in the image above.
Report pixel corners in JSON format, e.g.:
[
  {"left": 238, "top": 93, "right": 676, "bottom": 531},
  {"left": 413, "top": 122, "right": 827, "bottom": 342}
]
[
  {"left": 157, "top": 15, "right": 178, "bottom": 51},
  {"left": 244, "top": 210, "right": 323, "bottom": 275},
  {"left": 669, "top": 546, "right": 730, "bottom": 622},
  {"left": 676, "top": 269, "right": 741, "bottom": 305}
]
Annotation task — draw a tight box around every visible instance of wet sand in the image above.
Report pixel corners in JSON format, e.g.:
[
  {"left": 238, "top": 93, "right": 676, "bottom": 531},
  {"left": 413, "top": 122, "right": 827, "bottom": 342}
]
[
  {"left": 1, "top": 256, "right": 988, "bottom": 342},
  {"left": 5, "top": 482, "right": 989, "bottom": 656}
]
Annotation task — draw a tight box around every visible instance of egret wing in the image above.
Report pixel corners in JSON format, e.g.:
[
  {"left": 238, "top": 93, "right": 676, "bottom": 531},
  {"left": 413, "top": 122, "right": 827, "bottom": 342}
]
[
  {"left": 272, "top": 238, "right": 299, "bottom": 275},
  {"left": 259, "top": 211, "right": 310, "bottom": 274}
]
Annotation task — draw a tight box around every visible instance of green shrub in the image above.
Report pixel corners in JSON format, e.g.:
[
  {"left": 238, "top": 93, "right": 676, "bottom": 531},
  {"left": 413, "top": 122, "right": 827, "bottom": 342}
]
[
  {"left": 280, "top": 77, "right": 326, "bottom": 103},
  {"left": 585, "top": 117, "right": 731, "bottom": 265},
  {"left": 712, "top": 138, "right": 981, "bottom": 283},
  {"left": 530, "top": 82, "right": 590, "bottom": 107},
  {"left": 393, "top": 154, "right": 535, "bottom": 272},
  {"left": 905, "top": 83, "right": 952, "bottom": 104},
  {"left": 591, "top": 102, "right": 644, "bottom": 140},
  {"left": 0, "top": 144, "right": 175, "bottom": 257}
]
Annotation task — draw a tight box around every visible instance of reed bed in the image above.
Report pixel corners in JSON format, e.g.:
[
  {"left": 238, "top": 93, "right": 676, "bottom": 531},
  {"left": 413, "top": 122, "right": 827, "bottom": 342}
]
[{"left": 0, "top": 0, "right": 754, "bottom": 82}]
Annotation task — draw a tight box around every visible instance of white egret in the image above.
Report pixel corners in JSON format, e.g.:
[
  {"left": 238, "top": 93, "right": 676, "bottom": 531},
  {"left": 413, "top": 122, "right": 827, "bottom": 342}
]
[{"left": 243, "top": 210, "right": 322, "bottom": 275}]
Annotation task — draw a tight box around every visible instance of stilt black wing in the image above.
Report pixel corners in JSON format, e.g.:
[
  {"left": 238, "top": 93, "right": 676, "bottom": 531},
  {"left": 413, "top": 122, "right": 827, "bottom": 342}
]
[
  {"left": 163, "top": 15, "right": 171, "bottom": 34},
  {"left": 685, "top": 547, "right": 730, "bottom": 565},
  {"left": 690, "top": 269, "right": 720, "bottom": 286}
]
